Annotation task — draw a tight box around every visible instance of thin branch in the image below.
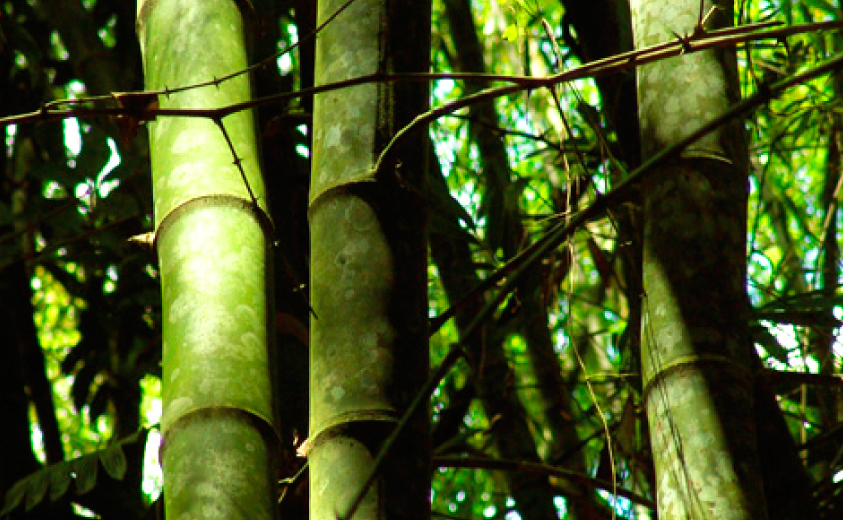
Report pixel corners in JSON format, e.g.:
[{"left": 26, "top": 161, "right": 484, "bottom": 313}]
[
  {"left": 434, "top": 456, "right": 655, "bottom": 509},
  {"left": 3, "top": 20, "right": 841, "bottom": 132},
  {"left": 373, "top": 20, "right": 843, "bottom": 173}
]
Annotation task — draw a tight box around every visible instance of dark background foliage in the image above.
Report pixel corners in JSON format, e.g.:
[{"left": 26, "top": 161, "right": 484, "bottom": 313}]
[{"left": 0, "top": 0, "right": 841, "bottom": 519}]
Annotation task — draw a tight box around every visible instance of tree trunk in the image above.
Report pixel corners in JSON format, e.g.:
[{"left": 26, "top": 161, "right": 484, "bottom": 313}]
[
  {"left": 630, "top": 1, "right": 769, "bottom": 518},
  {"left": 137, "top": 1, "right": 278, "bottom": 519},
  {"left": 308, "top": 0, "right": 431, "bottom": 518}
]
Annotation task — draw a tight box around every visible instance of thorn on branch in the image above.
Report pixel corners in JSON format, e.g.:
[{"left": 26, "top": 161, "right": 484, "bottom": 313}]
[
  {"left": 671, "top": 31, "right": 693, "bottom": 55},
  {"left": 692, "top": 4, "right": 721, "bottom": 38}
]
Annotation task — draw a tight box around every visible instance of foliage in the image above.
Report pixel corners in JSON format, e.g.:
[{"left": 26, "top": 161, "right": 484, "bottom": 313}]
[
  {"left": 0, "top": 0, "right": 840, "bottom": 519},
  {"left": 1, "top": 429, "right": 148, "bottom": 519}
]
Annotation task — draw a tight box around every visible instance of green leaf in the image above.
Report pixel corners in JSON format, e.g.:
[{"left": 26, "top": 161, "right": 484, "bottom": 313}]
[
  {"left": 72, "top": 449, "right": 99, "bottom": 495},
  {"left": 1, "top": 478, "right": 26, "bottom": 515},
  {"left": 49, "top": 462, "right": 73, "bottom": 501},
  {"left": 100, "top": 440, "right": 129, "bottom": 481},
  {"left": 502, "top": 25, "right": 519, "bottom": 42},
  {"left": 24, "top": 468, "right": 49, "bottom": 511}
]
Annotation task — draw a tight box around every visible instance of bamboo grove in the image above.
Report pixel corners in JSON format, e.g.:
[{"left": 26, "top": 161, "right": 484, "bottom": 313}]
[{"left": 0, "top": 1, "right": 841, "bottom": 520}]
